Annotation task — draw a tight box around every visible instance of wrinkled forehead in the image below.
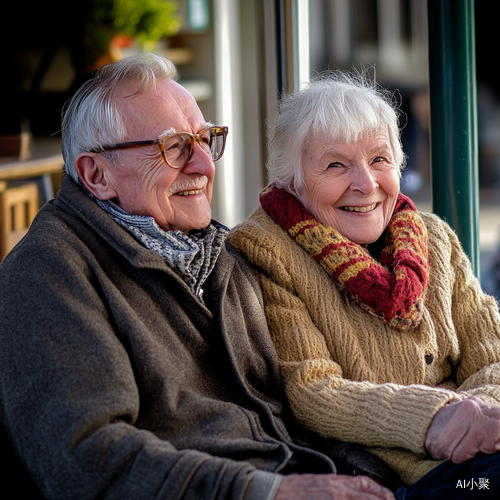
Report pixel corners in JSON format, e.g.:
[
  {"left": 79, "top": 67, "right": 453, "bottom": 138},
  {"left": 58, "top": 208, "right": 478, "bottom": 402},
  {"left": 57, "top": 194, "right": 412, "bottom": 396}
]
[
  {"left": 305, "top": 126, "right": 392, "bottom": 153},
  {"left": 115, "top": 79, "right": 206, "bottom": 139}
]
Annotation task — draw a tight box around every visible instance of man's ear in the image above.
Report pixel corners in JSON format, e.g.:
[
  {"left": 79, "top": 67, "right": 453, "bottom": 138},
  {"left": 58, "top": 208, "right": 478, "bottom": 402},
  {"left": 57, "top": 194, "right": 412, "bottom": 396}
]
[{"left": 75, "top": 153, "right": 117, "bottom": 200}]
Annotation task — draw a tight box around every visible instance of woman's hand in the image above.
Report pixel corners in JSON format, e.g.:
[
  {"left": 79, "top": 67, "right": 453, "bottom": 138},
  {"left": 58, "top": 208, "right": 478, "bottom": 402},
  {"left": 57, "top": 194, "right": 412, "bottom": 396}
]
[
  {"left": 425, "top": 396, "right": 500, "bottom": 463},
  {"left": 275, "top": 474, "right": 394, "bottom": 499}
]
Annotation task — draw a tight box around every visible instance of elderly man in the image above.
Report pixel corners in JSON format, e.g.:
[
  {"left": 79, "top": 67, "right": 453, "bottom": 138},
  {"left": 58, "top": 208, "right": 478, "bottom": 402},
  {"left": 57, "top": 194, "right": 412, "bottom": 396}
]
[{"left": 0, "top": 54, "right": 392, "bottom": 500}]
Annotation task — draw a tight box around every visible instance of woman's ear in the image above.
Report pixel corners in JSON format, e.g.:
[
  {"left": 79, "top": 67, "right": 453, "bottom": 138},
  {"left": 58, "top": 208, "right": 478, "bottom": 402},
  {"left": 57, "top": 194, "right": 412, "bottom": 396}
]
[{"left": 75, "top": 153, "right": 117, "bottom": 200}]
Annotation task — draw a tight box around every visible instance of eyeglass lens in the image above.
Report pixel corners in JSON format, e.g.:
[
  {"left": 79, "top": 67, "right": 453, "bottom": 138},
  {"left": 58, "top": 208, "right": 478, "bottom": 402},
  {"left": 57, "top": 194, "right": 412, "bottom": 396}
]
[{"left": 162, "top": 128, "right": 226, "bottom": 168}]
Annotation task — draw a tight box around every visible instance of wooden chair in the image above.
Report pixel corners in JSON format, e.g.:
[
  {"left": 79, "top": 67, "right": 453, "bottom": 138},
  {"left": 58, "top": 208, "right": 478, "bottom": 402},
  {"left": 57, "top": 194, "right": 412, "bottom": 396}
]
[{"left": 0, "top": 181, "right": 39, "bottom": 260}]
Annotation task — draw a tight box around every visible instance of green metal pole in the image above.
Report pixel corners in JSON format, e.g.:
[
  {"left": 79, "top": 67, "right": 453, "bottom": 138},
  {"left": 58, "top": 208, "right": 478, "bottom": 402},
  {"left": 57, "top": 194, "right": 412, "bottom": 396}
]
[{"left": 427, "top": 0, "right": 480, "bottom": 277}]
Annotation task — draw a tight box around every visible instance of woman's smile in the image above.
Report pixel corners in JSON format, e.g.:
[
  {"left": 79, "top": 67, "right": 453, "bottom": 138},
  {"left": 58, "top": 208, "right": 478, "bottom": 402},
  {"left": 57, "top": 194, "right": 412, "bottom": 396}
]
[
  {"left": 339, "top": 202, "right": 378, "bottom": 213},
  {"left": 296, "top": 132, "right": 400, "bottom": 244}
]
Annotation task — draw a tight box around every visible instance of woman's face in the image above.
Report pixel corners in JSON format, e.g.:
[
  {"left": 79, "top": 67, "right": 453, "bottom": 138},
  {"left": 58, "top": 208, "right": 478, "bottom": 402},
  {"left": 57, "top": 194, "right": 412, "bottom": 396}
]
[{"left": 295, "top": 131, "right": 400, "bottom": 244}]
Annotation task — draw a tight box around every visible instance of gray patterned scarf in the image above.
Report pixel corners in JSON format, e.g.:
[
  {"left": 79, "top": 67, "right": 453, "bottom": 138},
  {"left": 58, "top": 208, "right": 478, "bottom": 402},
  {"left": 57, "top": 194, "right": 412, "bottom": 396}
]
[{"left": 94, "top": 197, "right": 228, "bottom": 301}]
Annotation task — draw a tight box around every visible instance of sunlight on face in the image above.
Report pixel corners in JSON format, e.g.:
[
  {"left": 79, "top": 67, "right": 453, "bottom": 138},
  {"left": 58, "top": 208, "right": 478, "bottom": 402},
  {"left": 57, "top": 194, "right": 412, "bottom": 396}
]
[
  {"left": 101, "top": 79, "right": 216, "bottom": 233},
  {"left": 296, "top": 131, "right": 400, "bottom": 244}
]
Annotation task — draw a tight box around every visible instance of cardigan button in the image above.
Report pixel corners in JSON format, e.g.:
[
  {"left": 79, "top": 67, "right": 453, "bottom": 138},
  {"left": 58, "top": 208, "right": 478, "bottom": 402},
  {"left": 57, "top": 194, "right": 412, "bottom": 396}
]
[{"left": 425, "top": 354, "right": 434, "bottom": 365}]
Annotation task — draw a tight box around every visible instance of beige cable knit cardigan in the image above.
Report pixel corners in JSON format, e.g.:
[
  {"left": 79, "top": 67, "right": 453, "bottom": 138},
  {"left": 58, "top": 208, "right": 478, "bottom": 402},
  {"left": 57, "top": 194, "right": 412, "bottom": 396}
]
[{"left": 228, "top": 206, "right": 500, "bottom": 485}]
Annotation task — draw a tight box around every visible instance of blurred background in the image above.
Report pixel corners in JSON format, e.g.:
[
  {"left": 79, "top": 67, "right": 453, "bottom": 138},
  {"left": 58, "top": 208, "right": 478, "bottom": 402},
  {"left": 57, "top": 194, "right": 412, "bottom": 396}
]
[{"left": 1, "top": 0, "right": 499, "bottom": 297}]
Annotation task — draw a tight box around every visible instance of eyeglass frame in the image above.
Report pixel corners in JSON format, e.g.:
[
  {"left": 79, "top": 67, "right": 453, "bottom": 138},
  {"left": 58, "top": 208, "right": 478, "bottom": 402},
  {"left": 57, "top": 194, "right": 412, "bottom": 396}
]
[{"left": 89, "top": 125, "right": 228, "bottom": 169}]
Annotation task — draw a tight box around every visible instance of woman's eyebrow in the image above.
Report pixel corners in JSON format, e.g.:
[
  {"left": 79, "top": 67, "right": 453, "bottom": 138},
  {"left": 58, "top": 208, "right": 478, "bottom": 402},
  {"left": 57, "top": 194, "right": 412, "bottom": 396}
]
[{"left": 370, "top": 145, "right": 389, "bottom": 152}]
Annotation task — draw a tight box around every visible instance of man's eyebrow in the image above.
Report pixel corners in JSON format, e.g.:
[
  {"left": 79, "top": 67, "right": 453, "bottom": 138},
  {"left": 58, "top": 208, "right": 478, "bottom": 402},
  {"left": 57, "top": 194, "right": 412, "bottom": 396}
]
[
  {"left": 199, "top": 121, "right": 214, "bottom": 132},
  {"left": 158, "top": 122, "right": 214, "bottom": 139},
  {"left": 158, "top": 127, "right": 177, "bottom": 139}
]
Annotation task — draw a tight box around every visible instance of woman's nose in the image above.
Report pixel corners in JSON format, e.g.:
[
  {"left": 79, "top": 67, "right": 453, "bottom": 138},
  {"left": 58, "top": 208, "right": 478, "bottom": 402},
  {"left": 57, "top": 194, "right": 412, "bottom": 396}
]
[{"left": 350, "top": 164, "right": 379, "bottom": 194}]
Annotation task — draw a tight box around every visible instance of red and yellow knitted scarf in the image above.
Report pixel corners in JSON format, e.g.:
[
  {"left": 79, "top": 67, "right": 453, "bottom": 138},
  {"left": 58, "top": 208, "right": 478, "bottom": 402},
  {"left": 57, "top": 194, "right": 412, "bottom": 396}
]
[{"left": 259, "top": 183, "right": 429, "bottom": 331}]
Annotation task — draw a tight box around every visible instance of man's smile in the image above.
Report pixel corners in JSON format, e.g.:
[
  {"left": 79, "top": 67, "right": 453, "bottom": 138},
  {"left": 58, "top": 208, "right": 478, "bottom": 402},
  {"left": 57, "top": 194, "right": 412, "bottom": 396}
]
[{"left": 176, "top": 189, "right": 204, "bottom": 196}]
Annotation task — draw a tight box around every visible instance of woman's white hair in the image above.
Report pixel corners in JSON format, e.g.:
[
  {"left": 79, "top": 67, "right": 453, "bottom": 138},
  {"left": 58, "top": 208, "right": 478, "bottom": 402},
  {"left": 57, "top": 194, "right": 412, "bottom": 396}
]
[
  {"left": 267, "top": 69, "right": 406, "bottom": 192},
  {"left": 61, "top": 53, "right": 177, "bottom": 182}
]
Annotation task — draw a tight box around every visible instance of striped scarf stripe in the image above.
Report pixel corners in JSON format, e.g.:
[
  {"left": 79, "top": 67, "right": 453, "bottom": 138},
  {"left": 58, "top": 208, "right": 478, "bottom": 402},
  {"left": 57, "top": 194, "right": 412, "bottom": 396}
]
[{"left": 259, "top": 184, "right": 429, "bottom": 331}]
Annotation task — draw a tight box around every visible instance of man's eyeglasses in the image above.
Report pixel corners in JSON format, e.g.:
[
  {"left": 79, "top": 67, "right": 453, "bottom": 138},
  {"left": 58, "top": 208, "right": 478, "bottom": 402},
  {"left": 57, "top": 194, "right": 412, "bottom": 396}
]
[{"left": 90, "top": 126, "right": 228, "bottom": 169}]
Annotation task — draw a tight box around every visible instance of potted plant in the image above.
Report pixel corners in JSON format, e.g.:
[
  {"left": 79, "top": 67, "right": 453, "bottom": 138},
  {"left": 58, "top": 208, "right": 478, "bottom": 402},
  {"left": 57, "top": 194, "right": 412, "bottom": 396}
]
[{"left": 85, "top": 0, "right": 182, "bottom": 70}]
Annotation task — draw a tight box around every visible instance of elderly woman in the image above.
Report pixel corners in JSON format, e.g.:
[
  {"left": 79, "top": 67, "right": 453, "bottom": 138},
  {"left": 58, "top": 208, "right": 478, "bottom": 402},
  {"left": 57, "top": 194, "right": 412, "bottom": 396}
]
[{"left": 228, "top": 71, "right": 500, "bottom": 490}]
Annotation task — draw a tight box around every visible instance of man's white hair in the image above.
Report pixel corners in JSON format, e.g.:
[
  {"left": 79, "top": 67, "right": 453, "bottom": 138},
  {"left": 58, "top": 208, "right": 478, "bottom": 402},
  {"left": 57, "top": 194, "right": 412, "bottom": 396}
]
[
  {"left": 61, "top": 53, "right": 177, "bottom": 182},
  {"left": 267, "top": 69, "right": 406, "bottom": 193}
]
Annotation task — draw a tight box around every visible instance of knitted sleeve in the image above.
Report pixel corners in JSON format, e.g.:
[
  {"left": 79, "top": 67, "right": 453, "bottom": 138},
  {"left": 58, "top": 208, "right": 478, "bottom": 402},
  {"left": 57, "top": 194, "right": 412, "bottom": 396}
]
[
  {"left": 422, "top": 213, "right": 500, "bottom": 405},
  {"left": 228, "top": 211, "right": 460, "bottom": 455},
  {"left": 259, "top": 273, "right": 460, "bottom": 454}
]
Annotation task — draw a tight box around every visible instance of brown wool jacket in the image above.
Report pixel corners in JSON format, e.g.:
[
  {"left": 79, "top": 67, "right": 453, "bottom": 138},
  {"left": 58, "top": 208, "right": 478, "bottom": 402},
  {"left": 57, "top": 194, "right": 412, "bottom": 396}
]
[
  {"left": 228, "top": 206, "right": 500, "bottom": 485},
  {"left": 0, "top": 175, "right": 335, "bottom": 500}
]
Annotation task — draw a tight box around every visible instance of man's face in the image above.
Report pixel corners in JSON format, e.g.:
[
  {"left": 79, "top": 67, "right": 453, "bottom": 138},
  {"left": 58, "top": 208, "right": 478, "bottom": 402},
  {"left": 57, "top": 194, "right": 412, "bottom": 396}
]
[{"left": 96, "top": 79, "right": 215, "bottom": 233}]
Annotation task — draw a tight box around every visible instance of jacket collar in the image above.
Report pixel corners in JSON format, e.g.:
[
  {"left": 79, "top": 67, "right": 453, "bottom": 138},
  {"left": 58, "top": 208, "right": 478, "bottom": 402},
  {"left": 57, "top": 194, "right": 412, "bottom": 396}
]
[
  {"left": 54, "top": 174, "right": 185, "bottom": 270},
  {"left": 54, "top": 174, "right": 236, "bottom": 308}
]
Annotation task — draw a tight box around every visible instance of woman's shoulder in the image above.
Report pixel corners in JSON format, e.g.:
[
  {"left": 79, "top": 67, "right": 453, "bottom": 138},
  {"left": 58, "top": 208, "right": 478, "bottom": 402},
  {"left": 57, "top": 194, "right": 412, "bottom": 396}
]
[
  {"left": 417, "top": 210, "right": 446, "bottom": 227},
  {"left": 228, "top": 206, "right": 297, "bottom": 255},
  {"left": 418, "top": 211, "right": 463, "bottom": 249},
  {"left": 418, "top": 211, "right": 474, "bottom": 280},
  {"left": 230, "top": 206, "right": 284, "bottom": 233},
  {"left": 228, "top": 206, "right": 314, "bottom": 285}
]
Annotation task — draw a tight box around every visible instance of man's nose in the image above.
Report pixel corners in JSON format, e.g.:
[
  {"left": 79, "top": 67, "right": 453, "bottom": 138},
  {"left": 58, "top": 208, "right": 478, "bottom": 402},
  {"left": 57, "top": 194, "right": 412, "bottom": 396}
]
[{"left": 182, "top": 141, "right": 215, "bottom": 175}]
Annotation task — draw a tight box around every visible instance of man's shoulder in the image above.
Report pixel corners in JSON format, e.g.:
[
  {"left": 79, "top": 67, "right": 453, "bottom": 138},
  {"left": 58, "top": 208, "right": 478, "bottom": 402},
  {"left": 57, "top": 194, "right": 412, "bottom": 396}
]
[
  {"left": 26, "top": 174, "right": 102, "bottom": 242},
  {"left": 216, "top": 241, "right": 261, "bottom": 287},
  {"left": 0, "top": 177, "right": 118, "bottom": 280}
]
